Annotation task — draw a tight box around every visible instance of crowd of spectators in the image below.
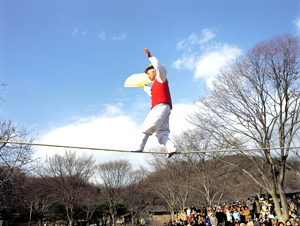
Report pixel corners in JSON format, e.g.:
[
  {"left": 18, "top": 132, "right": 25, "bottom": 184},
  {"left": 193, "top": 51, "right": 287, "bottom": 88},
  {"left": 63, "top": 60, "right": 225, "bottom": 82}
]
[{"left": 164, "top": 195, "right": 300, "bottom": 226}]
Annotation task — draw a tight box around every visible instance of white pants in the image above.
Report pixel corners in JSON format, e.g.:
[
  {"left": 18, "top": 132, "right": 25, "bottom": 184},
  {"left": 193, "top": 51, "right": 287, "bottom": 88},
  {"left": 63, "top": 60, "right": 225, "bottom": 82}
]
[
  {"left": 142, "top": 103, "right": 171, "bottom": 144},
  {"left": 136, "top": 103, "right": 175, "bottom": 151}
]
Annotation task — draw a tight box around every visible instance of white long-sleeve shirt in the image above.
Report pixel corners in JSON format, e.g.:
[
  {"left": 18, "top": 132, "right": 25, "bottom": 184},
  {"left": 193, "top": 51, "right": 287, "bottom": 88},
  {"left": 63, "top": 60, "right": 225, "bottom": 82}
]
[{"left": 143, "top": 56, "right": 167, "bottom": 97}]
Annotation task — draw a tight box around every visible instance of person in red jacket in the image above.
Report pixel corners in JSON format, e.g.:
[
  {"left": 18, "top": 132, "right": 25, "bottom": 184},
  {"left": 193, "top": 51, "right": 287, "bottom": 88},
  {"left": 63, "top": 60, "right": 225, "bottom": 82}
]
[{"left": 131, "top": 49, "right": 177, "bottom": 158}]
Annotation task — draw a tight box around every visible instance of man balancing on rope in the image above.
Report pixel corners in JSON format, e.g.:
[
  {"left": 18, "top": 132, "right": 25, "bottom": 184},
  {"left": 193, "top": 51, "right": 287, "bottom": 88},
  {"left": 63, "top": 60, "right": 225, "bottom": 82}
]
[{"left": 131, "top": 49, "right": 177, "bottom": 158}]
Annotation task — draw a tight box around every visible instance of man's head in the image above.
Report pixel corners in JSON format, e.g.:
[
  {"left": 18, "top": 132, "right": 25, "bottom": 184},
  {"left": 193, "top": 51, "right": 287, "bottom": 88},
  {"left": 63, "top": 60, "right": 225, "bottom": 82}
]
[{"left": 145, "top": 64, "right": 156, "bottom": 81}]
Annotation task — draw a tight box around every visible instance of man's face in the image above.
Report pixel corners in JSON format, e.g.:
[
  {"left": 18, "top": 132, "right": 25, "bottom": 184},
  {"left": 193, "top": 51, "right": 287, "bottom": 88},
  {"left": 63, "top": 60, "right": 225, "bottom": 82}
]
[{"left": 147, "top": 70, "right": 156, "bottom": 81}]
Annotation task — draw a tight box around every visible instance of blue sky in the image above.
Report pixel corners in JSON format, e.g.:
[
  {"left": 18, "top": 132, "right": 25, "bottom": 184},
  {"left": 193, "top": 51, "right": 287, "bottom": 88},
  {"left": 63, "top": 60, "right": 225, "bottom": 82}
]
[{"left": 1, "top": 0, "right": 299, "bottom": 168}]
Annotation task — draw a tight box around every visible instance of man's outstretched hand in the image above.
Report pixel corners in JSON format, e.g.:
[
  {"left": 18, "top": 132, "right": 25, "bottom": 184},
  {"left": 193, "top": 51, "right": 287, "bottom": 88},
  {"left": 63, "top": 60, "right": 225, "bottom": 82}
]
[{"left": 143, "top": 49, "right": 152, "bottom": 58}]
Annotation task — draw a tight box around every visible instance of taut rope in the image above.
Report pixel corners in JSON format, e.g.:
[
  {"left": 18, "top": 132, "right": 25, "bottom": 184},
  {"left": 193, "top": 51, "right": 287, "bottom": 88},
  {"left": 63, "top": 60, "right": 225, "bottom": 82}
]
[{"left": 0, "top": 140, "right": 298, "bottom": 154}]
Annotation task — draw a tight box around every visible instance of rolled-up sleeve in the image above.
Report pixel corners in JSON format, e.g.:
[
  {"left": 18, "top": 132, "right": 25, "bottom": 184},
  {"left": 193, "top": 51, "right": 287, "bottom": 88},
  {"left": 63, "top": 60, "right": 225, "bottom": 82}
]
[
  {"left": 149, "top": 56, "right": 167, "bottom": 83},
  {"left": 143, "top": 85, "right": 151, "bottom": 97}
]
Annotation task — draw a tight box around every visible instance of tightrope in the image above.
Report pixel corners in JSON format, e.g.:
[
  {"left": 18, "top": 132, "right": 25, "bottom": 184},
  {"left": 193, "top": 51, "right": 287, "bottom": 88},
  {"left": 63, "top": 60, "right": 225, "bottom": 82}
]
[{"left": 0, "top": 140, "right": 299, "bottom": 154}]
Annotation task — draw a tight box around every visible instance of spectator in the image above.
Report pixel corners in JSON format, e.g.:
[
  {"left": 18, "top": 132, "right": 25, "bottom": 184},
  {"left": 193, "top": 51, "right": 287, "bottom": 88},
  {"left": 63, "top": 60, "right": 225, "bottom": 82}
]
[
  {"left": 253, "top": 218, "right": 260, "bottom": 226},
  {"left": 198, "top": 218, "right": 205, "bottom": 226},
  {"left": 267, "top": 198, "right": 274, "bottom": 214},
  {"left": 233, "top": 209, "right": 241, "bottom": 222},
  {"left": 246, "top": 217, "right": 254, "bottom": 226},
  {"left": 238, "top": 205, "right": 245, "bottom": 223},
  {"left": 223, "top": 205, "right": 229, "bottom": 214},
  {"left": 254, "top": 199, "right": 261, "bottom": 219},
  {"left": 188, "top": 215, "right": 193, "bottom": 225},
  {"left": 222, "top": 203, "right": 227, "bottom": 212},
  {"left": 267, "top": 211, "right": 274, "bottom": 220},
  {"left": 226, "top": 208, "right": 233, "bottom": 225},
  {"left": 205, "top": 215, "right": 212, "bottom": 226},
  {"left": 270, "top": 218, "right": 276, "bottom": 226},
  {"left": 291, "top": 195, "right": 299, "bottom": 208},
  {"left": 230, "top": 205, "right": 235, "bottom": 214},
  {"left": 265, "top": 218, "right": 271, "bottom": 226},
  {"left": 286, "top": 220, "right": 292, "bottom": 226},
  {"left": 291, "top": 212, "right": 297, "bottom": 220},
  {"left": 259, "top": 213, "right": 265, "bottom": 222},
  {"left": 241, "top": 200, "right": 246, "bottom": 208},
  {"left": 290, "top": 203, "right": 297, "bottom": 213},
  {"left": 184, "top": 207, "right": 188, "bottom": 213},
  {"left": 259, "top": 218, "right": 264, "bottom": 226},
  {"left": 216, "top": 210, "right": 225, "bottom": 226},
  {"left": 206, "top": 204, "right": 211, "bottom": 210},
  {"left": 228, "top": 220, "right": 234, "bottom": 226},
  {"left": 247, "top": 199, "right": 255, "bottom": 219},
  {"left": 244, "top": 207, "right": 251, "bottom": 222},
  {"left": 290, "top": 217, "right": 295, "bottom": 226},
  {"left": 187, "top": 207, "right": 191, "bottom": 216},
  {"left": 182, "top": 211, "right": 188, "bottom": 226},
  {"left": 202, "top": 205, "right": 207, "bottom": 216},
  {"left": 191, "top": 205, "right": 196, "bottom": 213},
  {"left": 211, "top": 208, "right": 216, "bottom": 216},
  {"left": 210, "top": 213, "right": 218, "bottom": 226}
]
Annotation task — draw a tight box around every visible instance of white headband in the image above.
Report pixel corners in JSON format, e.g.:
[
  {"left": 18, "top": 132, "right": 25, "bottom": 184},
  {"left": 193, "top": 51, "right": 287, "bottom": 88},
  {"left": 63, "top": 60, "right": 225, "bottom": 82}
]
[{"left": 148, "top": 69, "right": 155, "bottom": 72}]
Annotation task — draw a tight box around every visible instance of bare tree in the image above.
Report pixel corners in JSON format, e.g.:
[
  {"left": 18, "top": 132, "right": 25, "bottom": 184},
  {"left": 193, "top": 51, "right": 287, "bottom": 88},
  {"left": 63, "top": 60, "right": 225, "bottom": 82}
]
[
  {"left": 41, "top": 150, "right": 95, "bottom": 226},
  {"left": 176, "top": 129, "right": 232, "bottom": 206},
  {"left": 0, "top": 118, "right": 36, "bottom": 209},
  {"left": 148, "top": 150, "right": 194, "bottom": 220},
  {"left": 96, "top": 160, "right": 133, "bottom": 226},
  {"left": 0, "top": 82, "right": 6, "bottom": 104},
  {"left": 80, "top": 183, "right": 102, "bottom": 222},
  {"left": 286, "top": 144, "right": 300, "bottom": 178},
  {"left": 189, "top": 34, "right": 300, "bottom": 222},
  {"left": 123, "top": 167, "right": 149, "bottom": 226},
  {"left": 24, "top": 177, "right": 56, "bottom": 226}
]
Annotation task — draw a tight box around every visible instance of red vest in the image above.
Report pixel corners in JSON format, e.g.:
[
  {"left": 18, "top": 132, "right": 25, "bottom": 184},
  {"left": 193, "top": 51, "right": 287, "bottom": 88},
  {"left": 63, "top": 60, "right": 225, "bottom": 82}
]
[{"left": 150, "top": 79, "right": 172, "bottom": 110}]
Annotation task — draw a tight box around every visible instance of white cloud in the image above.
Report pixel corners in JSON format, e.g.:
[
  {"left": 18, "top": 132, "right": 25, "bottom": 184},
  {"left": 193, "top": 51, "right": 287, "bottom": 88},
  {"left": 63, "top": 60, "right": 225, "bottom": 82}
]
[
  {"left": 72, "top": 28, "right": 79, "bottom": 35},
  {"left": 173, "top": 53, "right": 196, "bottom": 71},
  {"left": 169, "top": 103, "right": 198, "bottom": 134},
  {"left": 98, "top": 31, "right": 106, "bottom": 41},
  {"left": 177, "top": 29, "right": 215, "bottom": 51},
  {"left": 294, "top": 18, "right": 300, "bottom": 30},
  {"left": 174, "top": 29, "right": 242, "bottom": 88},
  {"left": 112, "top": 33, "right": 126, "bottom": 41},
  {"left": 34, "top": 103, "right": 197, "bottom": 169},
  {"left": 194, "top": 44, "right": 241, "bottom": 87}
]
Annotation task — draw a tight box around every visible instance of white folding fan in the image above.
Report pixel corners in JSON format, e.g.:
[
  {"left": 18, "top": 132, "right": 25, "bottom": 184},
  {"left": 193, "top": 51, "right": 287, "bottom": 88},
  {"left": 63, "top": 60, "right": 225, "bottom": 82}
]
[{"left": 124, "top": 73, "right": 153, "bottom": 87}]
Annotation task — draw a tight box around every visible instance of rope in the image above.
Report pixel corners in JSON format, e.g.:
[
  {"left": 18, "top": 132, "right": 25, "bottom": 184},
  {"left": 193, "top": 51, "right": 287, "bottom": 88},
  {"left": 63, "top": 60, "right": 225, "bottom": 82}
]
[{"left": 0, "top": 140, "right": 299, "bottom": 154}]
